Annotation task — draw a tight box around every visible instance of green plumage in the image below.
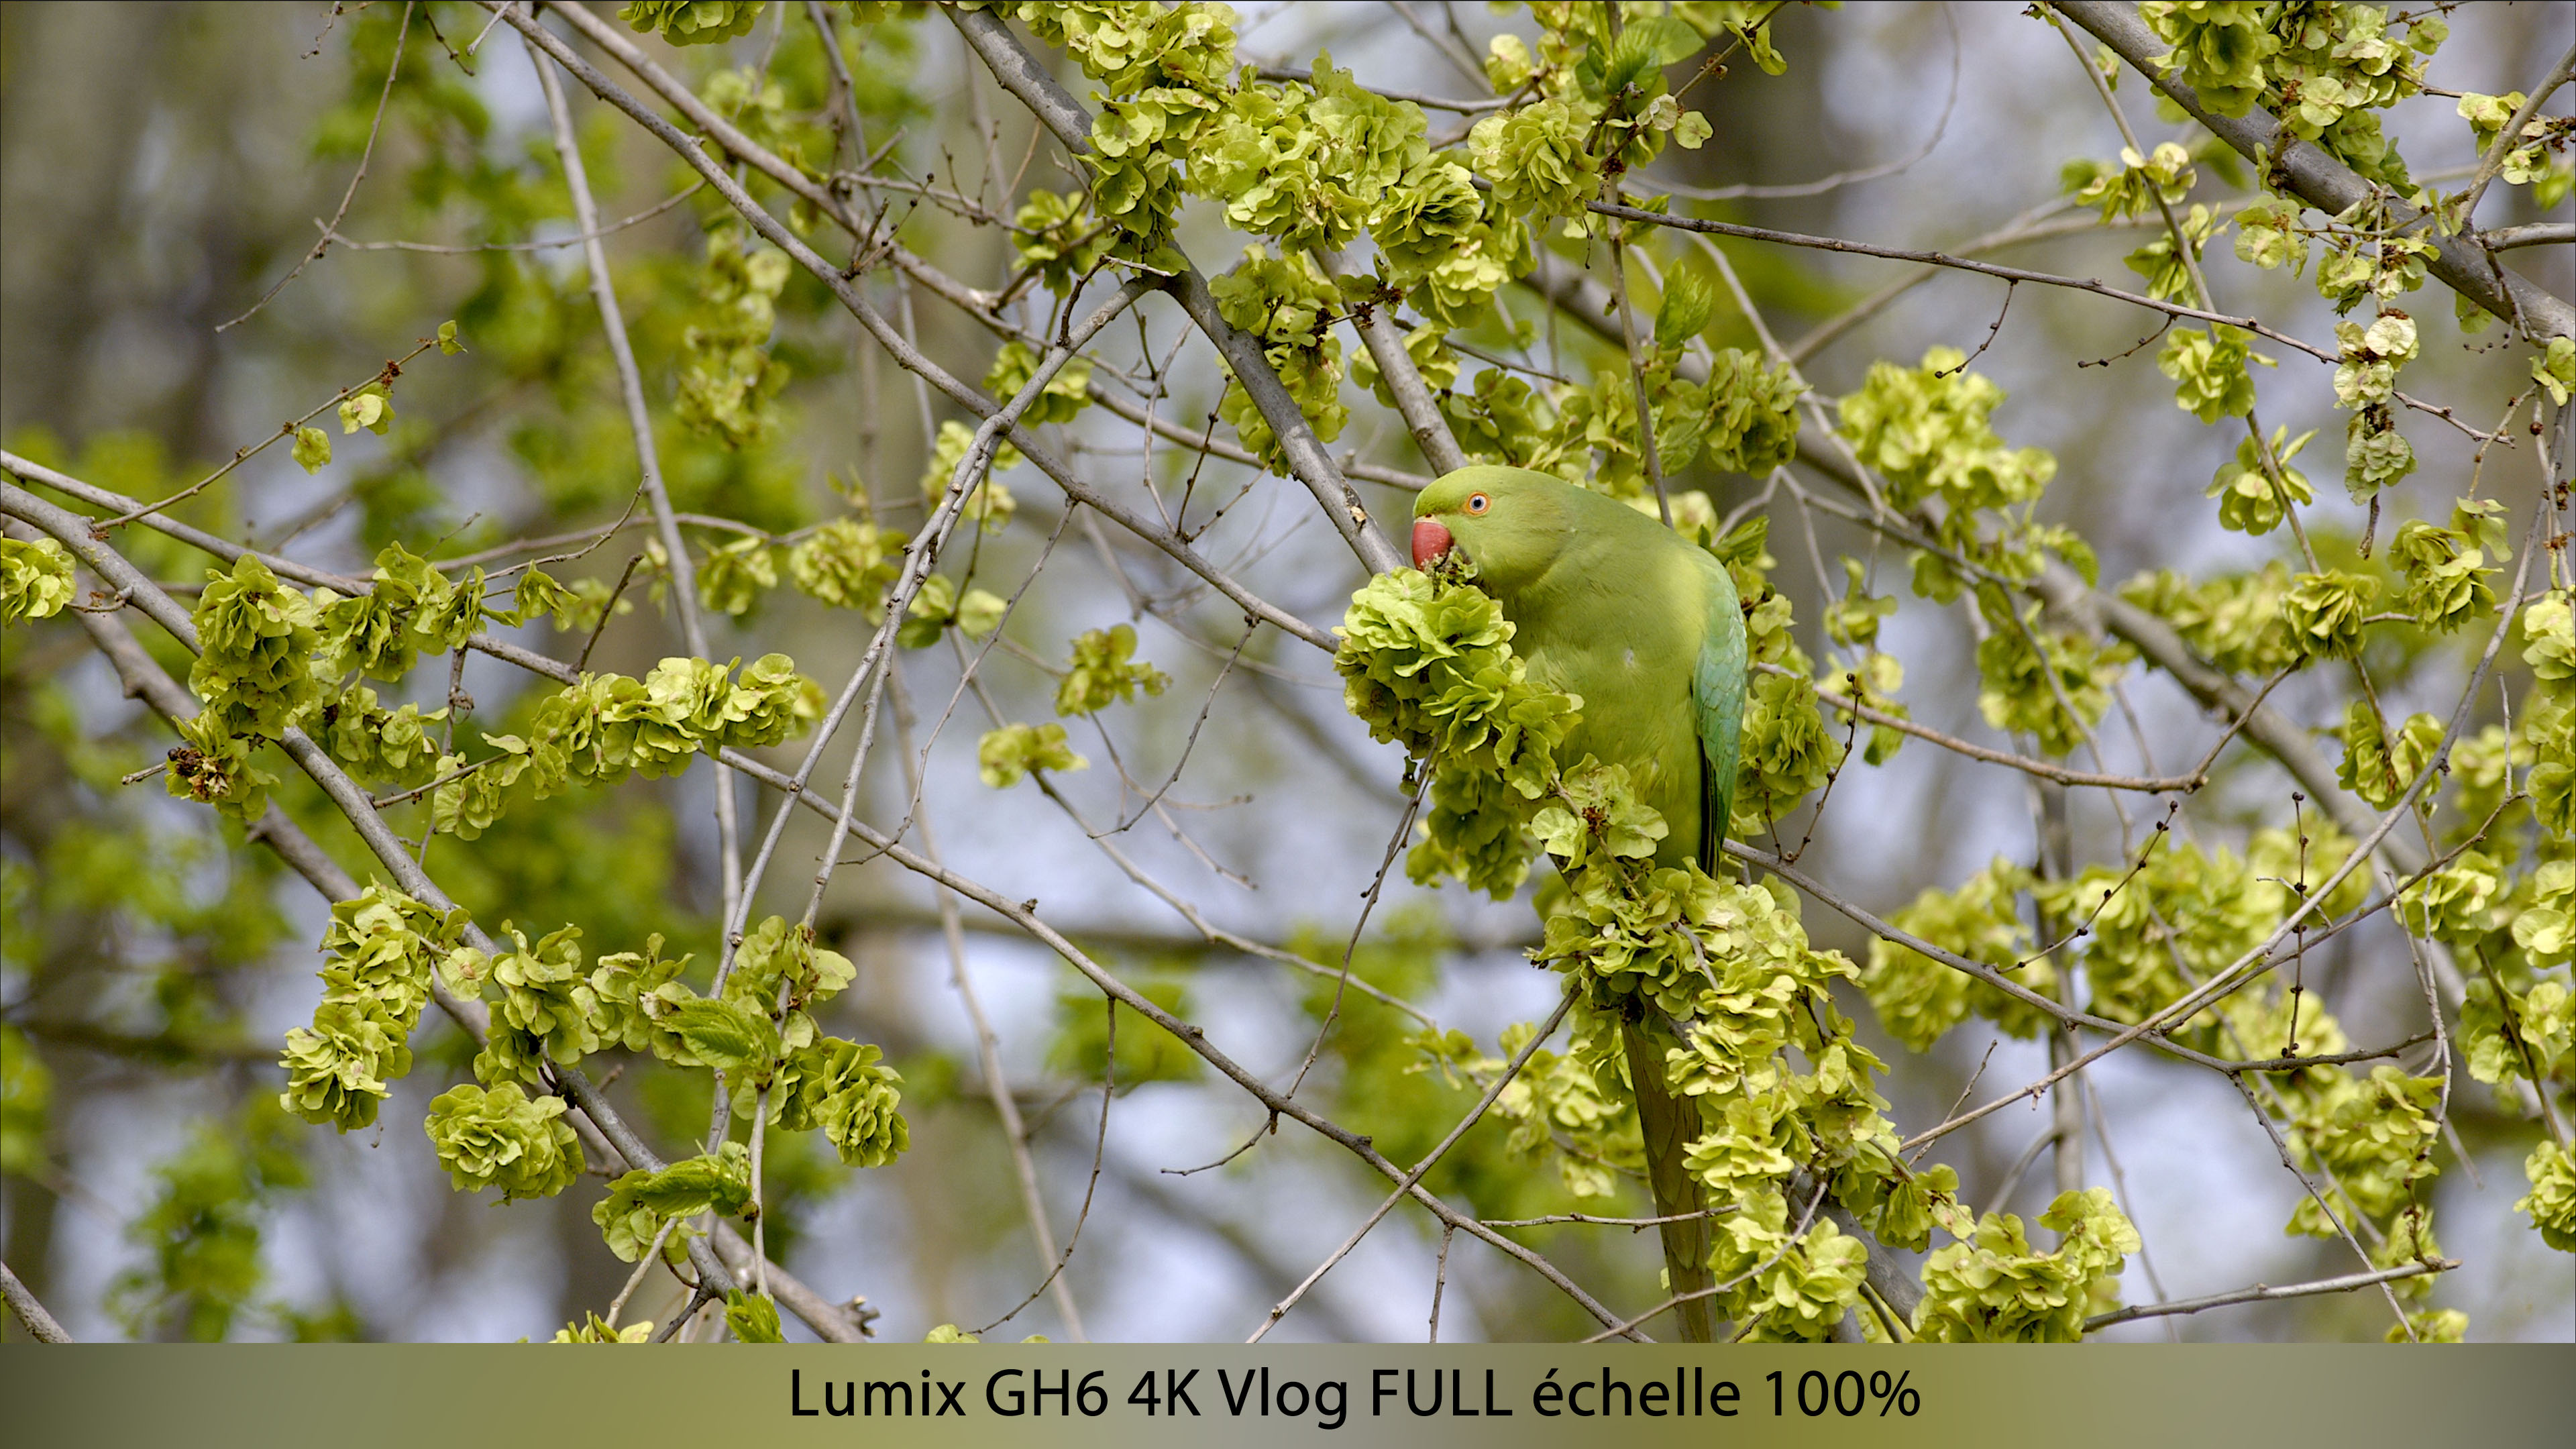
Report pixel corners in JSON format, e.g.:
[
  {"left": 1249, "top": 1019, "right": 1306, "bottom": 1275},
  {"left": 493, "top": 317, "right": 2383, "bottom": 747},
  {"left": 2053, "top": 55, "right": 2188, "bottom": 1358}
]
[
  {"left": 1411, "top": 466, "right": 1747, "bottom": 872},
  {"left": 1412, "top": 465, "right": 1751, "bottom": 1341}
]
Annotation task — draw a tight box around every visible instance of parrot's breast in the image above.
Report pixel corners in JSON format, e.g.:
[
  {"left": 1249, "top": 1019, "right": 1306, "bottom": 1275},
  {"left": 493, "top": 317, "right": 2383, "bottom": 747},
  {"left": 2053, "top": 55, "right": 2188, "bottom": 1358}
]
[{"left": 1499, "top": 544, "right": 1713, "bottom": 871}]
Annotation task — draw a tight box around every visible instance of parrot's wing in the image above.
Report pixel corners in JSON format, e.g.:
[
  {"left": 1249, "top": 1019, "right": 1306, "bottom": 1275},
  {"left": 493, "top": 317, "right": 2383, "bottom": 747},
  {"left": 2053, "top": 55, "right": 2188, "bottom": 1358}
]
[{"left": 1690, "top": 553, "right": 1748, "bottom": 875}]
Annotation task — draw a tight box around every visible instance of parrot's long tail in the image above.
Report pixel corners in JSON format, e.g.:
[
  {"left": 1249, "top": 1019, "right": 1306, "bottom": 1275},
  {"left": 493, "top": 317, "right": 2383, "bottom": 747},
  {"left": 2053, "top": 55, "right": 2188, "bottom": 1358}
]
[{"left": 1622, "top": 1019, "right": 1717, "bottom": 1342}]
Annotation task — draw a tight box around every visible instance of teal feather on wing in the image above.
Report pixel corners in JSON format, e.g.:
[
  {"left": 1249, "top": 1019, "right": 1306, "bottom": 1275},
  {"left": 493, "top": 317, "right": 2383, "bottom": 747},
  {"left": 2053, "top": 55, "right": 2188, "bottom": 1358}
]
[{"left": 1689, "top": 551, "right": 1748, "bottom": 874}]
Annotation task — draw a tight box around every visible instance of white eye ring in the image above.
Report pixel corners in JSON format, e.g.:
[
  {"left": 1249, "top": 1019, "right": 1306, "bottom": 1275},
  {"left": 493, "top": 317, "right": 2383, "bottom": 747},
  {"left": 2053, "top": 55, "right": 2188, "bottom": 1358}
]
[{"left": 1465, "top": 493, "right": 1490, "bottom": 514}]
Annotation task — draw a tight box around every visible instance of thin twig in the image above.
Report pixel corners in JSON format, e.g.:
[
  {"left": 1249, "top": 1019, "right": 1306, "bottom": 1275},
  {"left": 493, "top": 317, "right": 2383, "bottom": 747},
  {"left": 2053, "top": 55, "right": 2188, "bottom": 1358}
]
[
  {"left": 2452, "top": 39, "right": 2576, "bottom": 233},
  {"left": 603, "top": 1219, "right": 680, "bottom": 1332},
  {"left": 2082, "top": 1258, "right": 2459, "bottom": 1332},
  {"left": 885, "top": 659, "right": 1087, "bottom": 1340},
  {"left": 218, "top": 3, "right": 415, "bottom": 331},
  {"left": 1893, "top": 509, "right": 2542, "bottom": 1152},
  {"left": 323, "top": 180, "right": 704, "bottom": 254},
  {"left": 706, "top": 741, "right": 1640, "bottom": 1338},
  {"left": 1248, "top": 989, "right": 1580, "bottom": 1343},
  {"left": 1771, "top": 661, "right": 2203, "bottom": 791}
]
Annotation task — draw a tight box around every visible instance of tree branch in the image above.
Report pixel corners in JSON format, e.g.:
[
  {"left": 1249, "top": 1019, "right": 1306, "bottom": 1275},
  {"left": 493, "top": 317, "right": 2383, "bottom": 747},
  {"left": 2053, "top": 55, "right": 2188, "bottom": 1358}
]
[
  {"left": 2453, "top": 40, "right": 2576, "bottom": 228},
  {"left": 2482, "top": 222, "right": 2573, "bottom": 252},
  {"left": 1899, "top": 529, "right": 2537, "bottom": 1150},
  {"left": 2084, "top": 1257, "right": 2457, "bottom": 1331},
  {"left": 1326, "top": 250, "right": 1470, "bottom": 476},
  {"left": 945, "top": 5, "right": 1408, "bottom": 576},
  {"left": 0, "top": 1259, "right": 72, "bottom": 1343},
  {"left": 494, "top": 5, "right": 1344, "bottom": 654},
  {"left": 884, "top": 657, "right": 1087, "bottom": 1340},
  {"left": 1588, "top": 198, "right": 2344, "bottom": 360},
  {"left": 708, "top": 744, "right": 1645, "bottom": 1338},
  {"left": 1516, "top": 256, "right": 2434, "bottom": 878},
  {"left": 0, "top": 484, "right": 872, "bottom": 1344},
  {"left": 1248, "top": 989, "right": 1578, "bottom": 1342},
  {"left": 2032, "top": 566, "right": 2427, "bottom": 878},
  {"left": 2053, "top": 0, "right": 2572, "bottom": 341},
  {"left": 525, "top": 24, "right": 744, "bottom": 940},
  {"left": 1772, "top": 660, "right": 2206, "bottom": 792}
]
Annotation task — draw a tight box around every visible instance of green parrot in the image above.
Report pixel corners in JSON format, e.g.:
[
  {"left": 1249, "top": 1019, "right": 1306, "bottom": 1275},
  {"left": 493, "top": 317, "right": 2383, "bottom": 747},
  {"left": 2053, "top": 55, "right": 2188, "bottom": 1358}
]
[{"left": 1410, "top": 464, "right": 1748, "bottom": 1341}]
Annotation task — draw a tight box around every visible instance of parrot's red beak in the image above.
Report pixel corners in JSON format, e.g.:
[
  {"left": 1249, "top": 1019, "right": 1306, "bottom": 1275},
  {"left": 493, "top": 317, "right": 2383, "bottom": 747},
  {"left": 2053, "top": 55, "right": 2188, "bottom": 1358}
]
[{"left": 1411, "top": 518, "right": 1454, "bottom": 569}]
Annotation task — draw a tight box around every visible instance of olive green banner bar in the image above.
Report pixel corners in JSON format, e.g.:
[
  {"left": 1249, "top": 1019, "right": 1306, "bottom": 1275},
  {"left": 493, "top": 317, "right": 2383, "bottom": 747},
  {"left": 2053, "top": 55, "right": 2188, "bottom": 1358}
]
[{"left": 4, "top": 1344, "right": 2567, "bottom": 1448}]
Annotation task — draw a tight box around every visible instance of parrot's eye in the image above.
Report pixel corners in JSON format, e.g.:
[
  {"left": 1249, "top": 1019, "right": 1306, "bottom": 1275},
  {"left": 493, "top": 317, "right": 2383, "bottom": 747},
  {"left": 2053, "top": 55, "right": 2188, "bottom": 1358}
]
[{"left": 1464, "top": 492, "right": 1491, "bottom": 515}]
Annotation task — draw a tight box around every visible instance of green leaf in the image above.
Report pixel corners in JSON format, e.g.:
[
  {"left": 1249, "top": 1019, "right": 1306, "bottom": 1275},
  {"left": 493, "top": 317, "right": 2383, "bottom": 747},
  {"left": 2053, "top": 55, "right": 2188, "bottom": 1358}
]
[
  {"left": 696, "top": 536, "right": 779, "bottom": 618},
  {"left": 2387, "top": 517, "right": 2498, "bottom": 631},
  {"left": 2142, "top": 3, "right": 2279, "bottom": 119},
  {"left": 656, "top": 995, "right": 779, "bottom": 1075},
  {"left": 977, "top": 721, "right": 1086, "bottom": 788},
  {"left": 592, "top": 1143, "right": 753, "bottom": 1263},
  {"left": 617, "top": 1, "right": 765, "bottom": 46},
  {"left": 1837, "top": 349, "right": 2054, "bottom": 519},
  {"left": 2202, "top": 427, "right": 2314, "bottom": 536},
  {"left": 0, "top": 1024, "right": 50, "bottom": 1178},
  {"left": 955, "top": 587, "right": 1007, "bottom": 639},
  {"left": 787, "top": 519, "right": 900, "bottom": 613},
  {"left": 422, "top": 1082, "right": 583, "bottom": 1200},
  {"left": 983, "top": 341, "right": 1093, "bottom": 427},
  {"left": 1654, "top": 260, "right": 1718, "bottom": 346},
  {"left": 1466, "top": 96, "right": 1601, "bottom": 224},
  {"left": 724, "top": 1291, "right": 784, "bottom": 1342},
  {"left": 643, "top": 1148, "right": 755, "bottom": 1217},
  {"left": 337, "top": 388, "right": 392, "bottom": 436},
  {"left": 2282, "top": 570, "right": 2379, "bottom": 658},
  {"left": 188, "top": 554, "right": 323, "bottom": 740},
  {"left": 1913, "top": 1189, "right": 2139, "bottom": 1341},
  {"left": 2534, "top": 337, "right": 2574, "bottom": 407},
  {"left": 673, "top": 223, "right": 792, "bottom": 449},
  {"left": 549, "top": 1314, "right": 653, "bottom": 1343},
  {"left": 1634, "top": 13, "right": 1705, "bottom": 66},
  {"left": 2156, "top": 325, "right": 2270, "bottom": 423},
  {"left": 917, "top": 419, "right": 1019, "bottom": 533},
  {"left": 773, "top": 1036, "right": 908, "bottom": 1166},
  {"left": 2334, "top": 702, "right": 2441, "bottom": 809},
  {"left": 1703, "top": 349, "right": 1803, "bottom": 476},
  {"left": 291, "top": 426, "right": 333, "bottom": 474},
  {"left": 2520, "top": 1140, "right": 2576, "bottom": 1251},
  {"left": 1055, "top": 624, "right": 1169, "bottom": 716},
  {"left": 0, "top": 537, "right": 76, "bottom": 624}
]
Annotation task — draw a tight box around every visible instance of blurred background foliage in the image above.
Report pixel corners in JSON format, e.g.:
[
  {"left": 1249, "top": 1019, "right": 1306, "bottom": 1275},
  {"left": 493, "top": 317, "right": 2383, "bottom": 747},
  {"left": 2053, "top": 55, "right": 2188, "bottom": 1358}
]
[{"left": 1, "top": 1, "right": 2567, "bottom": 1342}]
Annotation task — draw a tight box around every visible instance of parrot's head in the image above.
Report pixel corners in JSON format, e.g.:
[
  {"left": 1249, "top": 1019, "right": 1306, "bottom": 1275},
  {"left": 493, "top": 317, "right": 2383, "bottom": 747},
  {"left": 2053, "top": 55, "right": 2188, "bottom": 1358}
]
[{"left": 1409, "top": 466, "right": 1571, "bottom": 592}]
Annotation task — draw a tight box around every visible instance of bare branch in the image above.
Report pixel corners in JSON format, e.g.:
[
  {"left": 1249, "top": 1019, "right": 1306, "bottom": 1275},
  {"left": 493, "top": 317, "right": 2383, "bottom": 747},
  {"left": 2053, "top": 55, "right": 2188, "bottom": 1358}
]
[
  {"left": 1252, "top": 64, "right": 1502, "bottom": 115},
  {"left": 2483, "top": 223, "right": 2574, "bottom": 252},
  {"left": 1898, "top": 520, "right": 2540, "bottom": 1150},
  {"left": 1248, "top": 994, "right": 1578, "bottom": 1343},
  {"left": 2455, "top": 40, "right": 2576, "bottom": 227},
  {"left": 1327, "top": 250, "right": 1470, "bottom": 476},
  {"left": 2083, "top": 1258, "right": 2459, "bottom": 1332},
  {"left": 322, "top": 180, "right": 704, "bottom": 254},
  {"left": 885, "top": 659, "right": 1088, "bottom": 1340},
  {"left": 217, "top": 3, "right": 414, "bottom": 331},
  {"left": 0, "top": 1260, "right": 72, "bottom": 1343},
  {"left": 1591, "top": 196, "right": 2345, "bottom": 363},
  {"left": 1775, "top": 661, "right": 2205, "bottom": 792}
]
